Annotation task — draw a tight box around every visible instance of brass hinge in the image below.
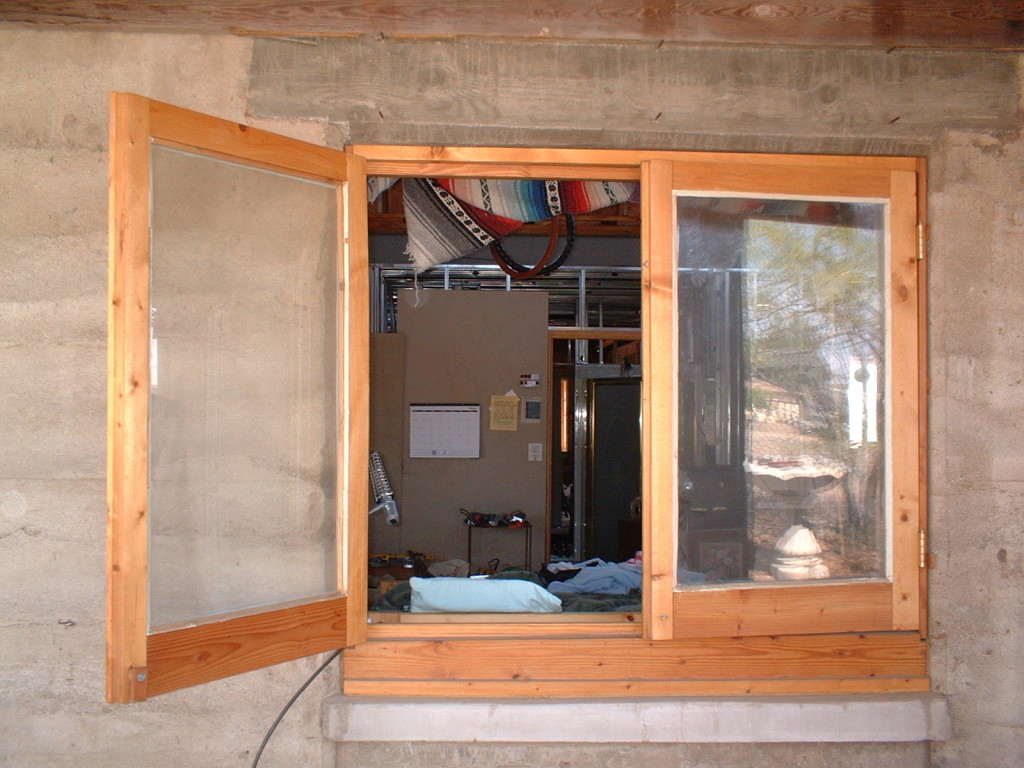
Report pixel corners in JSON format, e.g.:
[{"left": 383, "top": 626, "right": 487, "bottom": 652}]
[
  {"left": 917, "top": 223, "right": 925, "bottom": 262},
  {"left": 919, "top": 529, "right": 935, "bottom": 569}
]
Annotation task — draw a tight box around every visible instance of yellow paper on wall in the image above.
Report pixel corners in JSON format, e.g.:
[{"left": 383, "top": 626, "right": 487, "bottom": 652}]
[{"left": 490, "top": 394, "right": 519, "bottom": 431}]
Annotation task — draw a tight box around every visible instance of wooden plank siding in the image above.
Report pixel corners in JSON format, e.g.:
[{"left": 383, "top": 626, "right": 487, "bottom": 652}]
[
  {"left": 3, "top": 1, "right": 1023, "bottom": 50},
  {"left": 342, "top": 633, "right": 929, "bottom": 697}
]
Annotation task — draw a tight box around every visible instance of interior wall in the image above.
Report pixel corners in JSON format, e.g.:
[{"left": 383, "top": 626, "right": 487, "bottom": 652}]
[
  {"left": 384, "top": 289, "right": 549, "bottom": 571},
  {"left": 1, "top": 25, "right": 1022, "bottom": 768}
]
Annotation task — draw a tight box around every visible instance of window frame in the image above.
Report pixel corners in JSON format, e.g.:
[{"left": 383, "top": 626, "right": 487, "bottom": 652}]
[
  {"left": 106, "top": 93, "right": 368, "bottom": 702},
  {"left": 352, "top": 147, "right": 926, "bottom": 642},
  {"left": 108, "top": 95, "right": 928, "bottom": 700}
]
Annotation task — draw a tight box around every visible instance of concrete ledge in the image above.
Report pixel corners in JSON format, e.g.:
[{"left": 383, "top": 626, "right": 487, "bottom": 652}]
[{"left": 324, "top": 693, "right": 951, "bottom": 743}]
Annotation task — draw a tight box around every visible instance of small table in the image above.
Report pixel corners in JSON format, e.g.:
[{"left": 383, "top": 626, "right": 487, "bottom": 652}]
[{"left": 466, "top": 522, "right": 532, "bottom": 572}]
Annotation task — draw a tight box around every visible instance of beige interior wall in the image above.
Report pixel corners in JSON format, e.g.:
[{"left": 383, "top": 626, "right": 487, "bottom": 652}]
[
  {"left": 1, "top": 24, "right": 1022, "bottom": 768},
  {"left": 387, "top": 289, "right": 549, "bottom": 571},
  {"left": 368, "top": 332, "right": 406, "bottom": 554}
]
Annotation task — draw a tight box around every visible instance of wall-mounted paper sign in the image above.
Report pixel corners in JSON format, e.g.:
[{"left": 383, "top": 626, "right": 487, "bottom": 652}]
[
  {"left": 490, "top": 394, "right": 519, "bottom": 431},
  {"left": 409, "top": 403, "right": 480, "bottom": 458}
]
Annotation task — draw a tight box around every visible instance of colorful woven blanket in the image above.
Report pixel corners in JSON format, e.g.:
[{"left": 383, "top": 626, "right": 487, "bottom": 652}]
[{"left": 400, "top": 178, "right": 639, "bottom": 271}]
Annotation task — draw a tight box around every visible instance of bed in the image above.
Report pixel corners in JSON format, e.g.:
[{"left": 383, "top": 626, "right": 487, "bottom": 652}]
[{"left": 369, "top": 563, "right": 644, "bottom": 614}]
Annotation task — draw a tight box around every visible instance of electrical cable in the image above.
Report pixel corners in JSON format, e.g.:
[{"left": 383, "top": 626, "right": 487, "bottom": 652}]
[{"left": 250, "top": 650, "right": 341, "bottom": 768}]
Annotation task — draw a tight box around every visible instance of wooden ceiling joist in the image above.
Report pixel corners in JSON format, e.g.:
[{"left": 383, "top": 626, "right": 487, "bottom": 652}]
[{"left": 2, "top": 1, "right": 1023, "bottom": 51}]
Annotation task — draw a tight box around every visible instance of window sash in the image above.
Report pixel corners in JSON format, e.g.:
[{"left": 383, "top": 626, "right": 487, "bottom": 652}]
[{"left": 106, "top": 93, "right": 367, "bottom": 702}]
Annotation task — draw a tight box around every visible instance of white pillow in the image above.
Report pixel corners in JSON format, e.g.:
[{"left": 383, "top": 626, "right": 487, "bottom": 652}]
[{"left": 409, "top": 577, "right": 562, "bottom": 613}]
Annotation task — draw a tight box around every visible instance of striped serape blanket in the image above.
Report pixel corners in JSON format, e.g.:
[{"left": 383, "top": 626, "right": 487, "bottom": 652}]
[{"left": 399, "top": 178, "right": 639, "bottom": 272}]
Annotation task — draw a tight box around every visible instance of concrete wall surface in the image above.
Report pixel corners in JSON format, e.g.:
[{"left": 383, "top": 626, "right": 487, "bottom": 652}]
[{"left": 0, "top": 26, "right": 1022, "bottom": 768}]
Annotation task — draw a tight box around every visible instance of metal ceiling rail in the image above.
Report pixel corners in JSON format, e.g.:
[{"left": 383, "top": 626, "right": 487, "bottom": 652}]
[{"left": 370, "top": 263, "right": 641, "bottom": 334}]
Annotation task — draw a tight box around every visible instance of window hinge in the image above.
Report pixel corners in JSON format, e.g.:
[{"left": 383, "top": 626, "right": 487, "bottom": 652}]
[
  {"left": 919, "top": 529, "right": 935, "bottom": 569},
  {"left": 917, "top": 223, "right": 925, "bottom": 262},
  {"left": 129, "top": 666, "right": 148, "bottom": 700}
]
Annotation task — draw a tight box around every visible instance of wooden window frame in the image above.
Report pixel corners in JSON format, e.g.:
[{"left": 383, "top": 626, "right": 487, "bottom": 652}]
[
  {"left": 343, "top": 146, "right": 928, "bottom": 696},
  {"left": 109, "top": 95, "right": 928, "bottom": 701},
  {"left": 106, "top": 94, "right": 368, "bottom": 702}
]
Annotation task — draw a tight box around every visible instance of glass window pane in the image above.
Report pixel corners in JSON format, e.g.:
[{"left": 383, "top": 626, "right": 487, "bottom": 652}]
[
  {"left": 148, "top": 145, "right": 339, "bottom": 628},
  {"left": 675, "top": 196, "right": 887, "bottom": 588}
]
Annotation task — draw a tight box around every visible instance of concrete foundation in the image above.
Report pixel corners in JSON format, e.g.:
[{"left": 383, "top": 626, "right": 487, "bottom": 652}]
[
  {"left": 324, "top": 694, "right": 951, "bottom": 743},
  {"left": 0, "top": 26, "right": 1021, "bottom": 768}
]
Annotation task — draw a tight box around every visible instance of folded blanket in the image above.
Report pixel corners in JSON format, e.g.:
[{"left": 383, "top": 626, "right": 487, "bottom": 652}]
[{"left": 546, "top": 562, "right": 642, "bottom": 596}]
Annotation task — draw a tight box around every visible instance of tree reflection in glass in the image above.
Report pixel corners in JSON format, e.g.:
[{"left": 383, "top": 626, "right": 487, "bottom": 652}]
[{"left": 676, "top": 197, "right": 886, "bottom": 586}]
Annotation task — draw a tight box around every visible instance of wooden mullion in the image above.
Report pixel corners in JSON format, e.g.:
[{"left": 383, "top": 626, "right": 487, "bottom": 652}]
[{"left": 641, "top": 160, "right": 677, "bottom": 641}]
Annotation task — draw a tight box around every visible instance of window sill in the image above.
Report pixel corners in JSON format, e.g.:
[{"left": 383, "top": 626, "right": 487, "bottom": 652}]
[{"left": 324, "top": 692, "right": 950, "bottom": 743}]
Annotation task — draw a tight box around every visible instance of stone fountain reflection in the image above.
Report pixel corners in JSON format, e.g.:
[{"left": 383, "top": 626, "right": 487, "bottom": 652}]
[{"left": 746, "top": 457, "right": 843, "bottom": 581}]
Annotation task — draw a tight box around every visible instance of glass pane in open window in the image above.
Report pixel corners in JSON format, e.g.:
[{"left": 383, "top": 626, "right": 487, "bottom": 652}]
[
  {"left": 148, "top": 145, "right": 339, "bottom": 628},
  {"left": 675, "top": 196, "right": 887, "bottom": 588}
]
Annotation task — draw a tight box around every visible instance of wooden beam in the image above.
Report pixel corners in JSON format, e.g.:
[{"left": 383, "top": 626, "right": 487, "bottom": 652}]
[
  {"left": 2, "top": 1, "right": 1023, "bottom": 50},
  {"left": 342, "top": 632, "right": 929, "bottom": 697}
]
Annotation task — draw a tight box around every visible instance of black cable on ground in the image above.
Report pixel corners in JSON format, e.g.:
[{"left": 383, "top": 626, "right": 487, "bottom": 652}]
[{"left": 250, "top": 650, "right": 341, "bottom": 768}]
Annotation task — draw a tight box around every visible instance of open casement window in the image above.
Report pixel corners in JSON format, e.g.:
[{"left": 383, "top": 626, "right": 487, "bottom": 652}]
[
  {"left": 106, "top": 94, "right": 368, "bottom": 702},
  {"left": 110, "top": 94, "right": 927, "bottom": 701}
]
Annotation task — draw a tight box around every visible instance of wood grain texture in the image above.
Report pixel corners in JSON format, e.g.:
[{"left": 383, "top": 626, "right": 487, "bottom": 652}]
[
  {"left": 343, "top": 676, "right": 930, "bottom": 697},
  {"left": 3, "top": 2, "right": 1023, "bottom": 49},
  {"left": 107, "top": 95, "right": 361, "bottom": 699},
  {"left": 641, "top": 159, "right": 677, "bottom": 641},
  {"left": 147, "top": 597, "right": 350, "bottom": 697},
  {"left": 915, "top": 156, "right": 930, "bottom": 636},
  {"left": 106, "top": 92, "right": 153, "bottom": 704},
  {"left": 672, "top": 582, "right": 895, "bottom": 637},
  {"left": 354, "top": 145, "right": 920, "bottom": 172},
  {"left": 888, "top": 167, "right": 923, "bottom": 630},
  {"left": 147, "top": 96, "right": 351, "bottom": 181},
  {"left": 342, "top": 632, "right": 928, "bottom": 695},
  {"left": 367, "top": 612, "right": 643, "bottom": 641},
  {"left": 343, "top": 151, "right": 370, "bottom": 645},
  {"left": 671, "top": 162, "right": 894, "bottom": 198}
]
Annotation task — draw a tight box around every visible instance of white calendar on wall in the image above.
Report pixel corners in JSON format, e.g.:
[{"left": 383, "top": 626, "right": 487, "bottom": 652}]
[{"left": 409, "top": 403, "right": 481, "bottom": 458}]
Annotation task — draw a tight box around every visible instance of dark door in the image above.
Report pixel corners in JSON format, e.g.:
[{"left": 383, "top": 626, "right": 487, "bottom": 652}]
[{"left": 585, "top": 377, "right": 642, "bottom": 562}]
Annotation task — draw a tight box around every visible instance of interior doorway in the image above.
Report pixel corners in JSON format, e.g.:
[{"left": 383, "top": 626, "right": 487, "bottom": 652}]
[{"left": 549, "top": 332, "right": 641, "bottom": 564}]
